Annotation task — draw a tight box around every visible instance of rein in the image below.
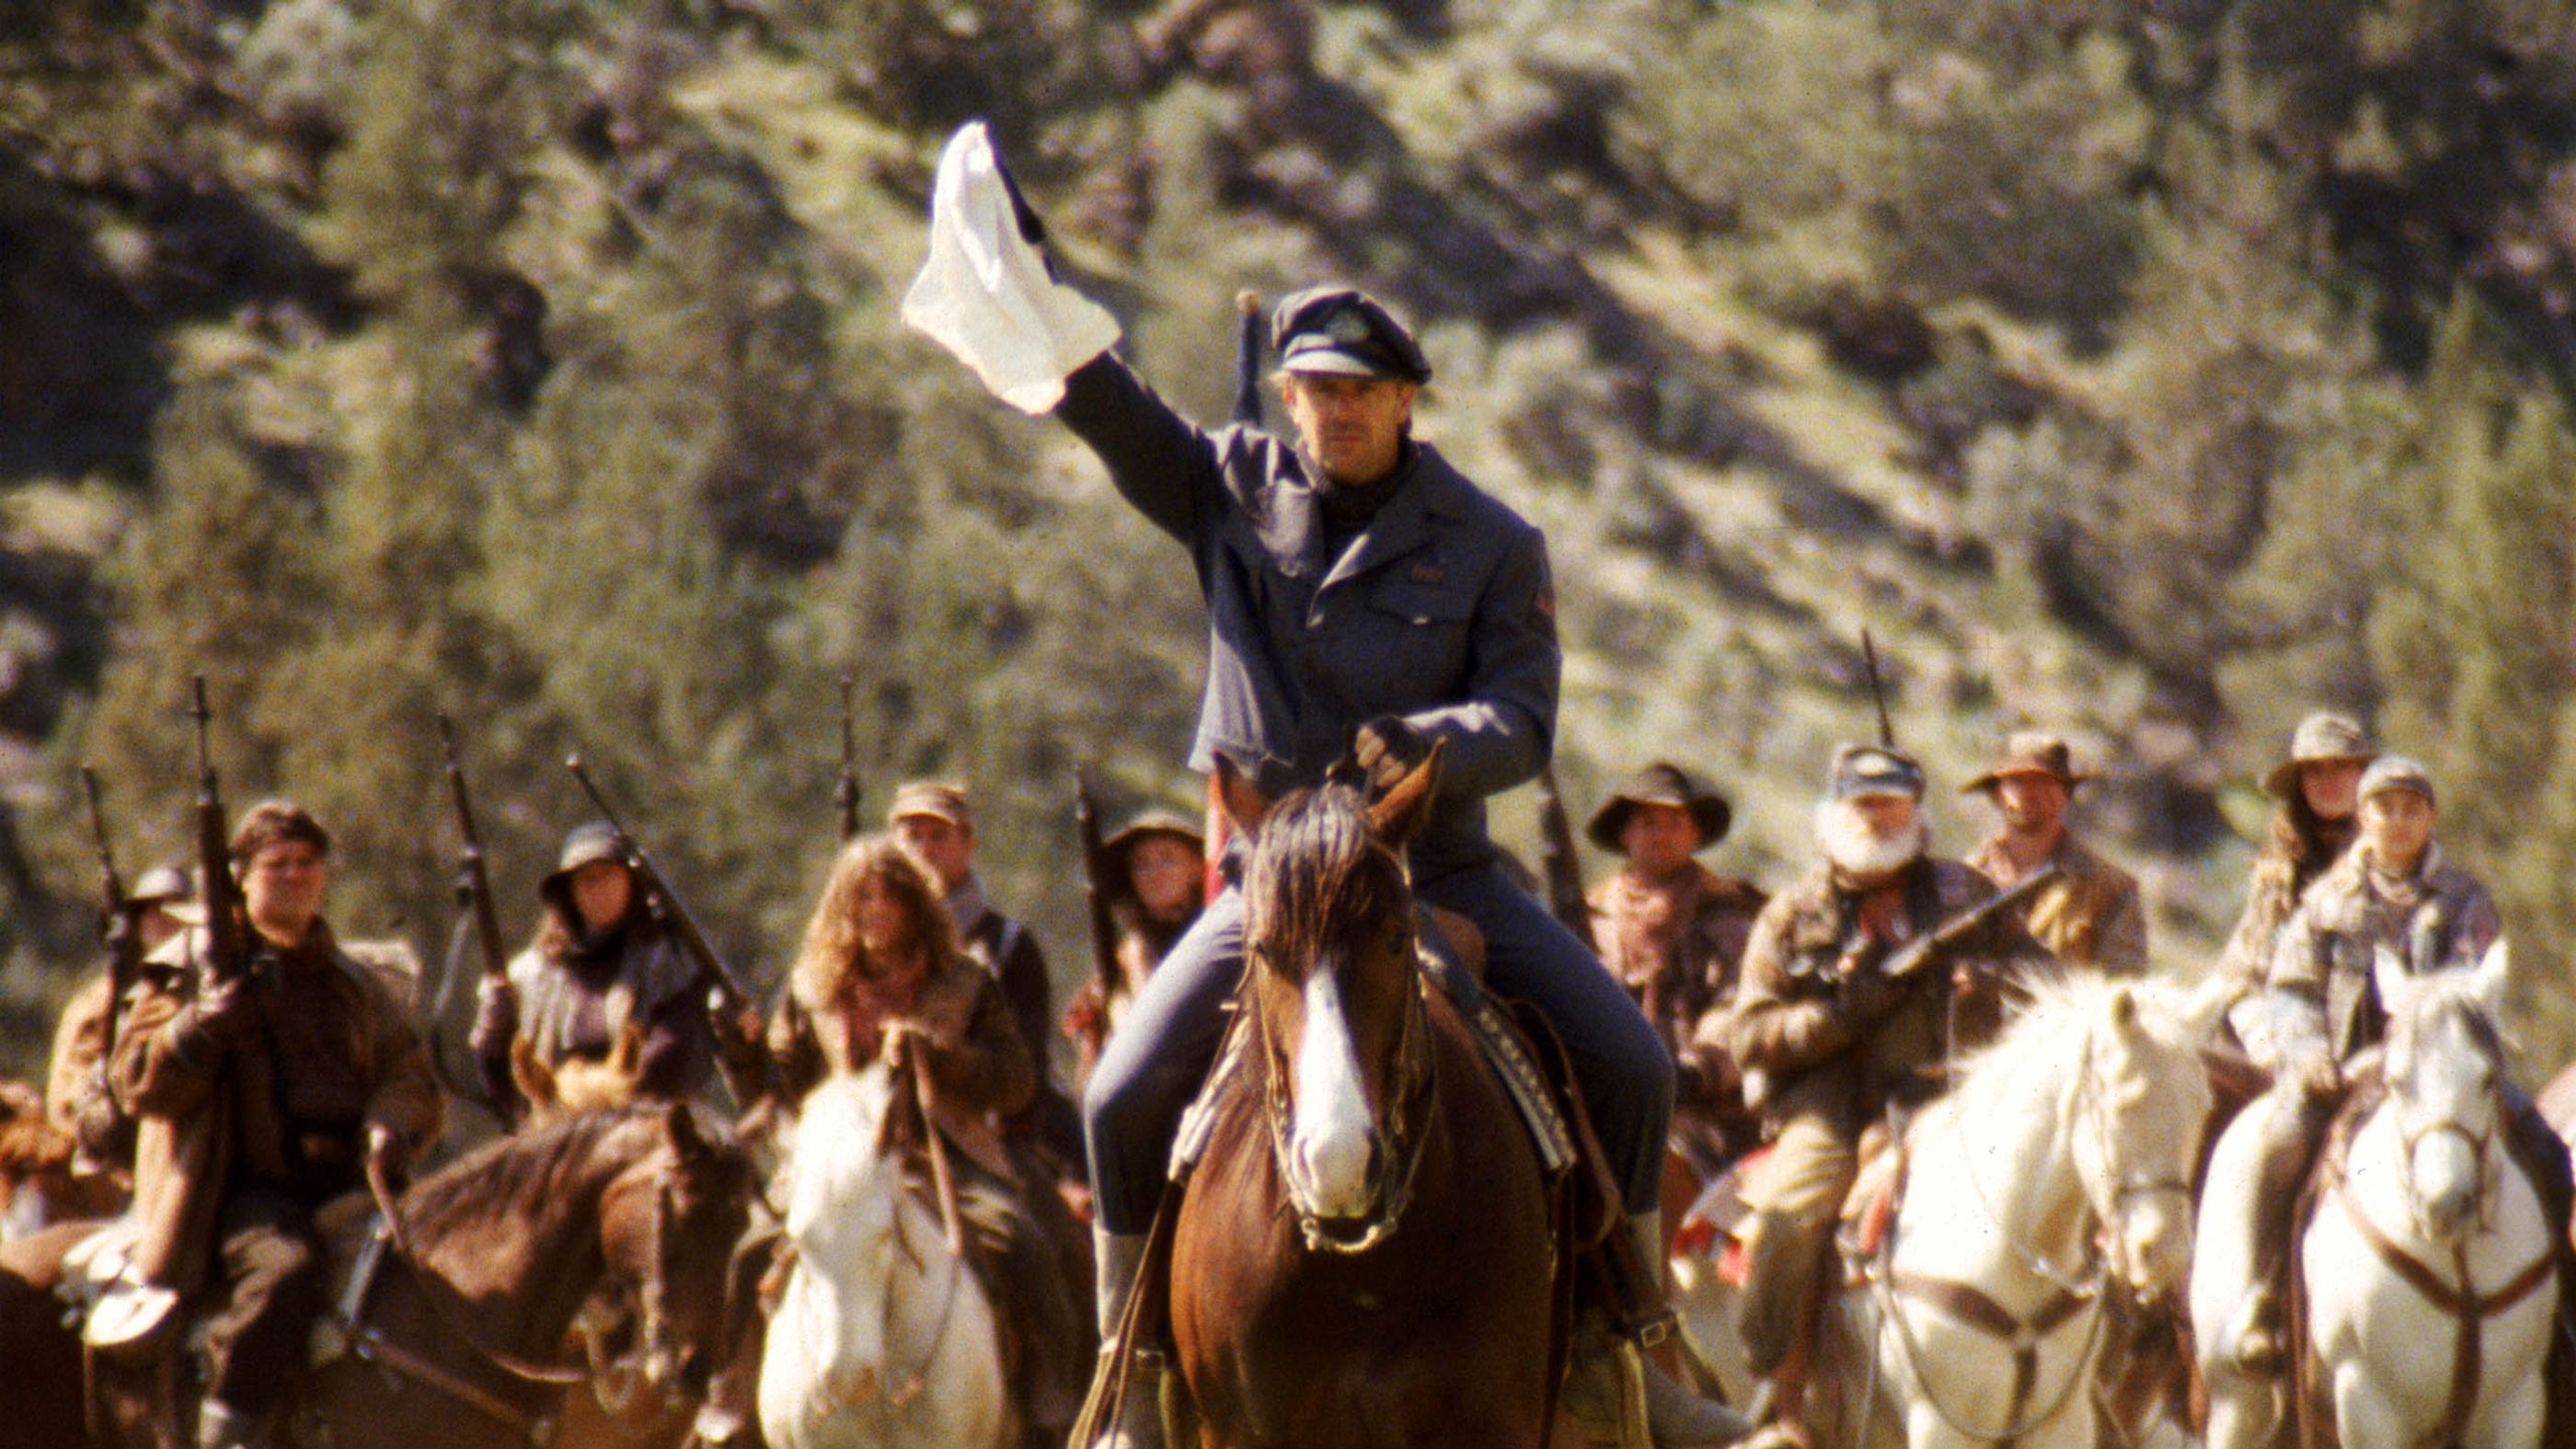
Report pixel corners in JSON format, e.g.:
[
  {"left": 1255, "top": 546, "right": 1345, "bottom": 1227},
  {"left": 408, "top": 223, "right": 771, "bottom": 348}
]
[
  {"left": 1869, "top": 1022, "right": 2182, "bottom": 1445},
  {"left": 351, "top": 1144, "right": 656, "bottom": 1432}
]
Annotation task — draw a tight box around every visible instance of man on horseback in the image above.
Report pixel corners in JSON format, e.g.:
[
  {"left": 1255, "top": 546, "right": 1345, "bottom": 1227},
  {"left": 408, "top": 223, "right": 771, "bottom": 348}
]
[
  {"left": 109, "top": 801, "right": 444, "bottom": 1449},
  {"left": 902, "top": 136, "right": 1740, "bottom": 1443},
  {"left": 1720, "top": 743, "right": 2052, "bottom": 1448},
  {"left": 1049, "top": 285, "right": 1738, "bottom": 1446},
  {"left": 1961, "top": 732, "right": 2146, "bottom": 975},
  {"left": 2208, "top": 754, "right": 2574, "bottom": 1374},
  {"left": 49, "top": 864, "right": 194, "bottom": 1181},
  {"left": 1584, "top": 763, "right": 1768, "bottom": 1168}
]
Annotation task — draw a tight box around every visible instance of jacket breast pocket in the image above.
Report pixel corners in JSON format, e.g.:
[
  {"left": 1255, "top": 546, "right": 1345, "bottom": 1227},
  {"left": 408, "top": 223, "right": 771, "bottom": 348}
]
[{"left": 1352, "top": 572, "right": 1478, "bottom": 707}]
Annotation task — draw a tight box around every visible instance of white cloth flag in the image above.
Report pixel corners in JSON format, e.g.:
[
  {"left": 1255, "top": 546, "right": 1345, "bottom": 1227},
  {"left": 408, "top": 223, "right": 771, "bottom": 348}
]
[{"left": 901, "top": 121, "right": 1121, "bottom": 415}]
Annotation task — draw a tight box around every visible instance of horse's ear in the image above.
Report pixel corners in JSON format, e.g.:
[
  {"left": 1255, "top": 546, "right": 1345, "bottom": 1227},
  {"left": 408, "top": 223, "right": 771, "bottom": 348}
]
[
  {"left": 608, "top": 1021, "right": 644, "bottom": 1080},
  {"left": 511, "top": 1036, "right": 558, "bottom": 1112},
  {"left": 663, "top": 1100, "right": 713, "bottom": 1174},
  {"left": 1364, "top": 739, "right": 1445, "bottom": 846},
  {"left": 1214, "top": 753, "right": 1272, "bottom": 837},
  {"left": 2179, "top": 972, "right": 2234, "bottom": 1042},
  {"left": 2107, "top": 984, "right": 2140, "bottom": 1040},
  {"left": 2375, "top": 945, "right": 2424, "bottom": 1020},
  {"left": 2471, "top": 937, "right": 2513, "bottom": 1019}
]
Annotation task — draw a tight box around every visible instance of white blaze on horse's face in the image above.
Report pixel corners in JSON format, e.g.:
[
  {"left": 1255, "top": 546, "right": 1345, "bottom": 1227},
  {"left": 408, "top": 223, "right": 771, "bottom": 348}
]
[
  {"left": 2392, "top": 996, "right": 2501, "bottom": 1245},
  {"left": 1287, "top": 965, "right": 1380, "bottom": 1222}
]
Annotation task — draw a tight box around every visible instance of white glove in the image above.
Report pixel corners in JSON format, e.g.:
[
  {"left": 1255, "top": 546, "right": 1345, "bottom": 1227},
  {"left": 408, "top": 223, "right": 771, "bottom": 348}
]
[{"left": 901, "top": 121, "right": 1121, "bottom": 414}]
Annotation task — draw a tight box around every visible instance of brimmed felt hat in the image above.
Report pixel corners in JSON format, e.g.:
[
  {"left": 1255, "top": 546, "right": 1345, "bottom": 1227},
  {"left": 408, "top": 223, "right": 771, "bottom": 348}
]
[
  {"left": 2260, "top": 711, "right": 2375, "bottom": 799},
  {"left": 1103, "top": 809, "right": 1205, "bottom": 863},
  {"left": 1585, "top": 763, "right": 1731, "bottom": 854},
  {"left": 1962, "top": 731, "right": 2094, "bottom": 795},
  {"left": 539, "top": 821, "right": 628, "bottom": 909},
  {"left": 1827, "top": 743, "right": 1926, "bottom": 803},
  {"left": 2358, "top": 754, "right": 2435, "bottom": 808},
  {"left": 887, "top": 779, "right": 973, "bottom": 829},
  {"left": 1272, "top": 287, "right": 1432, "bottom": 384}
]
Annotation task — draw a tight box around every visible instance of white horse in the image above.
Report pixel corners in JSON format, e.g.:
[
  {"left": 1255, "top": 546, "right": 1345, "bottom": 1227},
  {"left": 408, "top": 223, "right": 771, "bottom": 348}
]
[
  {"left": 1816, "top": 976, "right": 2223, "bottom": 1449},
  {"left": 758, "top": 1066, "right": 1010, "bottom": 1449},
  {"left": 2194, "top": 945, "right": 2557, "bottom": 1449}
]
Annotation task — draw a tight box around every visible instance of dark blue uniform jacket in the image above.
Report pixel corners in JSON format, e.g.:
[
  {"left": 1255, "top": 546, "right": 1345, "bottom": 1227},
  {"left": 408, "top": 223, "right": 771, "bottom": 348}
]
[{"left": 1055, "top": 352, "right": 1558, "bottom": 881}]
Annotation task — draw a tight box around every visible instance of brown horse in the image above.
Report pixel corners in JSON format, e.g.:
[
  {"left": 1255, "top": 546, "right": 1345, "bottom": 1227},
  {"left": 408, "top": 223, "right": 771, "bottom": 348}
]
[
  {"left": 2, "top": 1101, "right": 753, "bottom": 1449},
  {"left": 0, "top": 1078, "right": 124, "bottom": 1236},
  {"left": 1162, "top": 747, "right": 1559, "bottom": 1448}
]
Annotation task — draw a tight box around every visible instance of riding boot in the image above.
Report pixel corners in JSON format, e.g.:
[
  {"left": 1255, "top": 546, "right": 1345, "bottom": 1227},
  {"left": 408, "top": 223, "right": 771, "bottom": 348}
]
[
  {"left": 1627, "top": 1212, "right": 1752, "bottom": 1446},
  {"left": 196, "top": 1398, "right": 274, "bottom": 1449},
  {"left": 1083, "top": 1228, "right": 1164, "bottom": 1449},
  {"left": 2229, "top": 1080, "right": 2330, "bottom": 1375}
]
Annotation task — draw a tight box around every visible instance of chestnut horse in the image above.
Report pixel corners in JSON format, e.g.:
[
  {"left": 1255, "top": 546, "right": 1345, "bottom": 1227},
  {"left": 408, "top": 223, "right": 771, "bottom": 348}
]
[
  {"left": 1, "top": 1101, "right": 753, "bottom": 1449},
  {"left": 1162, "top": 747, "right": 1559, "bottom": 1447}
]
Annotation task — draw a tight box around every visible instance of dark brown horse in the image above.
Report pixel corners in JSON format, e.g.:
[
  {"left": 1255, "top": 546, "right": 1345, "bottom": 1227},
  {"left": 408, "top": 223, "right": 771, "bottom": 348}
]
[
  {"left": 1, "top": 1102, "right": 753, "bottom": 1449},
  {"left": 1165, "top": 747, "right": 1559, "bottom": 1448}
]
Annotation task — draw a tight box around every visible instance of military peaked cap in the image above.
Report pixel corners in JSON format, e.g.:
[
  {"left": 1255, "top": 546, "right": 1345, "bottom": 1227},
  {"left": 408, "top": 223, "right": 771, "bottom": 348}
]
[{"left": 1272, "top": 286, "right": 1432, "bottom": 384}]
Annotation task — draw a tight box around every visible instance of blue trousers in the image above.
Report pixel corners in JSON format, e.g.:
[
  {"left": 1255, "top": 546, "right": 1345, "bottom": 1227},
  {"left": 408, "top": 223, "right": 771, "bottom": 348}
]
[{"left": 1082, "top": 857, "right": 1674, "bottom": 1236}]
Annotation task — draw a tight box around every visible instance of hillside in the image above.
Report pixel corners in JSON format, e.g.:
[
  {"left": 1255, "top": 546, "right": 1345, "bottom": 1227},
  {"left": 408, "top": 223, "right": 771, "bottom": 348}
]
[{"left": 6, "top": 0, "right": 2576, "bottom": 1079}]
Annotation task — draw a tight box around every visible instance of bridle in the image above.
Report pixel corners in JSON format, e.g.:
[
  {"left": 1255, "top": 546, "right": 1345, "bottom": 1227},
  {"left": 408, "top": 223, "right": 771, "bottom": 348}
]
[
  {"left": 2316, "top": 1018, "right": 2549, "bottom": 1449},
  {"left": 2384, "top": 1029, "right": 2502, "bottom": 1240},
  {"left": 351, "top": 1137, "right": 708, "bottom": 1440},
  {"left": 1871, "top": 1022, "right": 2194, "bottom": 1446},
  {"left": 1247, "top": 836, "right": 1438, "bottom": 1256}
]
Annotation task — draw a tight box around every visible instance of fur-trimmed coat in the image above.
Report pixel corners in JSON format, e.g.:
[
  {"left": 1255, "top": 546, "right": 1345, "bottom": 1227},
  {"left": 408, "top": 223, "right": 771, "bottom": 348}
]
[
  {"left": 769, "top": 948, "right": 1035, "bottom": 1182},
  {"left": 1721, "top": 857, "right": 2052, "bottom": 1136},
  {"left": 109, "top": 921, "right": 443, "bottom": 1294}
]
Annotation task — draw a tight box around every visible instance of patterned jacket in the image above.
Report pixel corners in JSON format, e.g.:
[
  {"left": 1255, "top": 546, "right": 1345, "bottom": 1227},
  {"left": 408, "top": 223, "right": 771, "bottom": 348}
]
[{"left": 2260, "top": 844, "right": 2501, "bottom": 1066}]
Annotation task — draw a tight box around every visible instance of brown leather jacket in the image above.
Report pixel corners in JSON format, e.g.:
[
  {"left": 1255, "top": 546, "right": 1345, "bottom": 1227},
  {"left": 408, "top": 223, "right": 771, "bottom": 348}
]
[
  {"left": 1966, "top": 833, "right": 2147, "bottom": 974},
  {"left": 1588, "top": 863, "right": 1765, "bottom": 1110},
  {"left": 1721, "top": 857, "right": 2051, "bottom": 1135},
  {"left": 769, "top": 947, "right": 1035, "bottom": 1182},
  {"left": 110, "top": 922, "right": 443, "bottom": 1292}
]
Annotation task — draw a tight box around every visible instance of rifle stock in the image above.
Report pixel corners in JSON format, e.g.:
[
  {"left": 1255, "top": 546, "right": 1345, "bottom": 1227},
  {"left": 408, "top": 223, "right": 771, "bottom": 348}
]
[
  {"left": 437, "top": 713, "right": 511, "bottom": 986},
  {"left": 565, "top": 755, "right": 753, "bottom": 1008}
]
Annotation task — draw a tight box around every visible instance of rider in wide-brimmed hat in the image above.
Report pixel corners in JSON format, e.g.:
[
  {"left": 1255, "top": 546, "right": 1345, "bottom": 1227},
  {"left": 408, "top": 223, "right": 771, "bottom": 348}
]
[
  {"left": 1961, "top": 731, "right": 2145, "bottom": 974},
  {"left": 2216, "top": 711, "right": 2378, "bottom": 1004},
  {"left": 1064, "top": 809, "right": 1209, "bottom": 1088},
  {"left": 1583, "top": 765, "right": 1765, "bottom": 1167},
  {"left": 470, "top": 821, "right": 729, "bottom": 1126}
]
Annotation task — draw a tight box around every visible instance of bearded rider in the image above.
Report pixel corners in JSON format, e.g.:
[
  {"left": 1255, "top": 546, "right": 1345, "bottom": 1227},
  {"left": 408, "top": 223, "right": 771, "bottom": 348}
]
[{"left": 1720, "top": 745, "right": 2052, "bottom": 1448}]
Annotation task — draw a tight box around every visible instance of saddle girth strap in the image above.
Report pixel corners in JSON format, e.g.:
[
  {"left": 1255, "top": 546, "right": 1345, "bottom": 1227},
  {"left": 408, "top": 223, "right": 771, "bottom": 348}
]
[
  {"left": 1885, "top": 1269, "right": 2091, "bottom": 1449},
  {"left": 2333, "top": 1181, "right": 2557, "bottom": 1449}
]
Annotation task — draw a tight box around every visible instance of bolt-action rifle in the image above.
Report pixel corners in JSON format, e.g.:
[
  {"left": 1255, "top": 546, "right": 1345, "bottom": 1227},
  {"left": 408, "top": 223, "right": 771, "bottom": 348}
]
[
  {"left": 835, "top": 674, "right": 863, "bottom": 845},
  {"left": 1074, "top": 766, "right": 1120, "bottom": 995},
  {"left": 437, "top": 714, "right": 510, "bottom": 989},
  {"left": 79, "top": 765, "right": 140, "bottom": 1133},
  {"left": 1534, "top": 764, "right": 1596, "bottom": 954},
  {"left": 565, "top": 756, "right": 753, "bottom": 1012},
  {"left": 189, "top": 676, "right": 249, "bottom": 987}
]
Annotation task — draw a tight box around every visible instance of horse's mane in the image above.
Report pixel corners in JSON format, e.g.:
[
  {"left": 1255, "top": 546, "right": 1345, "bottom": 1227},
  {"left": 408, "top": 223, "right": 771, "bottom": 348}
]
[
  {"left": 1942, "top": 971, "right": 2200, "bottom": 1120},
  {"left": 1244, "top": 780, "right": 1403, "bottom": 953},
  {"left": 2390, "top": 968, "right": 2507, "bottom": 1064},
  {"left": 402, "top": 1105, "right": 694, "bottom": 1240}
]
